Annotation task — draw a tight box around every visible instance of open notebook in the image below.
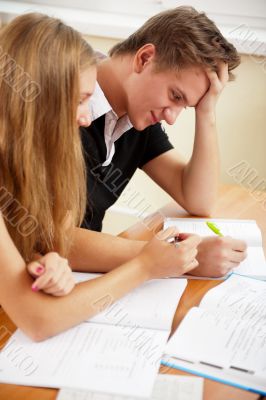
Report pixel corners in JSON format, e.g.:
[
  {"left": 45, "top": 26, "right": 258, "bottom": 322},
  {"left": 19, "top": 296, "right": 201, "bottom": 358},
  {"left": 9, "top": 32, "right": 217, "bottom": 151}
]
[
  {"left": 0, "top": 272, "right": 187, "bottom": 398},
  {"left": 164, "top": 218, "right": 266, "bottom": 280},
  {"left": 163, "top": 274, "right": 266, "bottom": 395}
]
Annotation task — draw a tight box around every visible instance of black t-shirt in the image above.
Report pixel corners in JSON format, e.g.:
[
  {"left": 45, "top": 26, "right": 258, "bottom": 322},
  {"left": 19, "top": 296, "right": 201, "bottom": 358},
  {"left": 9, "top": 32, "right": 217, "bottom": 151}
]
[{"left": 80, "top": 115, "right": 173, "bottom": 231}]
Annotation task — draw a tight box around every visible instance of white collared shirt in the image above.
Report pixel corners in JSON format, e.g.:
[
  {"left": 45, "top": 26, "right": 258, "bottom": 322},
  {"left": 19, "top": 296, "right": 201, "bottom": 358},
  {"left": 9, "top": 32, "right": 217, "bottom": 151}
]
[{"left": 89, "top": 81, "right": 132, "bottom": 166}]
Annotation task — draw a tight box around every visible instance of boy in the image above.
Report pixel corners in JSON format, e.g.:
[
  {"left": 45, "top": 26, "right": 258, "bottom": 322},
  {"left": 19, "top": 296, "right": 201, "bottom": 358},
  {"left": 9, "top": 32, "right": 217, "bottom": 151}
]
[{"left": 77, "top": 6, "right": 246, "bottom": 277}]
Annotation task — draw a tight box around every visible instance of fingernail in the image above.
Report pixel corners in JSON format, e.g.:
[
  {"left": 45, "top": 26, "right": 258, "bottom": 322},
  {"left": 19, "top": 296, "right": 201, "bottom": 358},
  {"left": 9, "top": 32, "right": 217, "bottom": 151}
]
[
  {"left": 32, "top": 285, "right": 39, "bottom": 292},
  {"left": 36, "top": 265, "right": 44, "bottom": 274},
  {"left": 36, "top": 266, "right": 44, "bottom": 274}
]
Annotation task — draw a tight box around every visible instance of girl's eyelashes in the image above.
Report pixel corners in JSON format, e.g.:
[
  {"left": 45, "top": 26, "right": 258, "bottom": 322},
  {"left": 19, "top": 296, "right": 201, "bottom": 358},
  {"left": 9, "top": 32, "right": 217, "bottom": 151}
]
[{"left": 79, "top": 93, "right": 91, "bottom": 105}]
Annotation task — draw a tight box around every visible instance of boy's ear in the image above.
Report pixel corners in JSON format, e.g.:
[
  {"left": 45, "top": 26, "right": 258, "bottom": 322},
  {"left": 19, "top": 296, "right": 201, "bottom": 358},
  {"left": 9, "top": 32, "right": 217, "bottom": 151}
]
[{"left": 133, "top": 43, "right": 156, "bottom": 73}]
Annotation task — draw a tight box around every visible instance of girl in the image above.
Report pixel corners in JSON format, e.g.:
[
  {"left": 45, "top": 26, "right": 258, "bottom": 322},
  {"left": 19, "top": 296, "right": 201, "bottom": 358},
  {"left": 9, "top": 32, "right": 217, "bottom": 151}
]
[{"left": 0, "top": 13, "right": 200, "bottom": 341}]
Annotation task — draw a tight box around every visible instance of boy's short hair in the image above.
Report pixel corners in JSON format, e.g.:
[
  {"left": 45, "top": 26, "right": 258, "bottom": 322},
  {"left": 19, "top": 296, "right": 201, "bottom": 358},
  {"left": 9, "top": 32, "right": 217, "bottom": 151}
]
[{"left": 109, "top": 6, "right": 240, "bottom": 80}]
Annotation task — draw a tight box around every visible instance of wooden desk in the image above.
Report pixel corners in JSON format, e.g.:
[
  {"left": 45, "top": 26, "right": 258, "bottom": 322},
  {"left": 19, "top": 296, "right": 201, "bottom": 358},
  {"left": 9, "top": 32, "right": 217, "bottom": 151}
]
[{"left": 0, "top": 185, "right": 265, "bottom": 400}]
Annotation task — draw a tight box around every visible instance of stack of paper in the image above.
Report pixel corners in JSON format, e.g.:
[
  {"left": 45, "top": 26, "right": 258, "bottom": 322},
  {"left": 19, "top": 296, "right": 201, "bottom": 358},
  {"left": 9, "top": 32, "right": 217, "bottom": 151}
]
[
  {"left": 0, "top": 273, "right": 187, "bottom": 397},
  {"left": 56, "top": 374, "right": 204, "bottom": 400},
  {"left": 163, "top": 274, "right": 266, "bottom": 395}
]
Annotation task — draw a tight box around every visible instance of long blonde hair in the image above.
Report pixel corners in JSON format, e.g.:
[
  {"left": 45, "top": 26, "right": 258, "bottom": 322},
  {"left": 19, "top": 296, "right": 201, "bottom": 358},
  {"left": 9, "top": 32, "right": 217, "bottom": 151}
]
[{"left": 0, "top": 13, "right": 95, "bottom": 261}]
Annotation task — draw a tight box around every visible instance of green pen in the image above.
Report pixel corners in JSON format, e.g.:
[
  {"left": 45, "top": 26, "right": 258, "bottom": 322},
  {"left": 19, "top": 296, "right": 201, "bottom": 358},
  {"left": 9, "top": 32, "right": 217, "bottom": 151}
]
[{"left": 206, "top": 221, "right": 224, "bottom": 237}]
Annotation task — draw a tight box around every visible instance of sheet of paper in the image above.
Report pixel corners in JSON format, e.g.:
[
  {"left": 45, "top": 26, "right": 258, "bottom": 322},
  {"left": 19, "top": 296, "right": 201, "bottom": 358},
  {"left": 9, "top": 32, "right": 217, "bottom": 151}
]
[
  {"left": 164, "top": 275, "right": 266, "bottom": 392},
  {"left": 164, "top": 218, "right": 262, "bottom": 246},
  {"left": 73, "top": 272, "right": 187, "bottom": 331},
  {"left": 56, "top": 374, "right": 204, "bottom": 400},
  {"left": 164, "top": 218, "right": 266, "bottom": 279},
  {"left": 0, "top": 323, "right": 169, "bottom": 397}
]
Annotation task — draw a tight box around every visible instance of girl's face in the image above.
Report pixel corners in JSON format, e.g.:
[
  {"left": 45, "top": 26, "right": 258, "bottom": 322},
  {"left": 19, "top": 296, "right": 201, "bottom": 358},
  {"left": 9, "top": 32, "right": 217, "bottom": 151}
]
[{"left": 76, "top": 65, "right": 97, "bottom": 127}]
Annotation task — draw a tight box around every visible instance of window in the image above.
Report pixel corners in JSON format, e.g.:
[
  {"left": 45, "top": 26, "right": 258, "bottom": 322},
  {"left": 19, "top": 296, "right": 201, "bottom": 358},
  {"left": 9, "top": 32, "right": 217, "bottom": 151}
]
[
  {"left": 23, "top": 0, "right": 266, "bottom": 29},
  {"left": 1, "top": 1, "right": 266, "bottom": 54}
]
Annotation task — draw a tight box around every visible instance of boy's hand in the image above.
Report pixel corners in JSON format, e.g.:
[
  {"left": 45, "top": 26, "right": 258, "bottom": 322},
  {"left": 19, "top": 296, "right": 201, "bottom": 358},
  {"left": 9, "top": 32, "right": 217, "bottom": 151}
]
[
  {"left": 27, "top": 252, "right": 75, "bottom": 296},
  {"left": 188, "top": 236, "right": 247, "bottom": 278},
  {"left": 196, "top": 62, "right": 229, "bottom": 115}
]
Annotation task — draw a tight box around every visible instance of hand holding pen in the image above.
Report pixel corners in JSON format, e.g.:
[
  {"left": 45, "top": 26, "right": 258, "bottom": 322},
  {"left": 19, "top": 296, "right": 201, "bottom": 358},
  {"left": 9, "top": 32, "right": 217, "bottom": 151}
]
[{"left": 187, "top": 221, "right": 247, "bottom": 278}]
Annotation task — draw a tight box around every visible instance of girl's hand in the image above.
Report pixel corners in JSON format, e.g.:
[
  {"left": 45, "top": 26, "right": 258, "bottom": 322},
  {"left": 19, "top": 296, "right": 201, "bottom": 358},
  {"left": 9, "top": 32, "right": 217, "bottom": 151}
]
[
  {"left": 139, "top": 227, "right": 202, "bottom": 279},
  {"left": 27, "top": 252, "right": 75, "bottom": 296}
]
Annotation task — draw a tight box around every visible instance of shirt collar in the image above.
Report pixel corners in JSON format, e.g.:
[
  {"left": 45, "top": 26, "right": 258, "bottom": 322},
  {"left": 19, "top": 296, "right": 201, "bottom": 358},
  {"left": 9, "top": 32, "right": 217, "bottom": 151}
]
[
  {"left": 89, "top": 81, "right": 113, "bottom": 122},
  {"left": 89, "top": 52, "right": 133, "bottom": 166}
]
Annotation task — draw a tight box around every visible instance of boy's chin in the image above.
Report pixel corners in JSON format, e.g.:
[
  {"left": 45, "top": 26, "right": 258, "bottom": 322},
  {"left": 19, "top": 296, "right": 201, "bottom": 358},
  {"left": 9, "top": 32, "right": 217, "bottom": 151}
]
[{"left": 132, "top": 119, "right": 151, "bottom": 131}]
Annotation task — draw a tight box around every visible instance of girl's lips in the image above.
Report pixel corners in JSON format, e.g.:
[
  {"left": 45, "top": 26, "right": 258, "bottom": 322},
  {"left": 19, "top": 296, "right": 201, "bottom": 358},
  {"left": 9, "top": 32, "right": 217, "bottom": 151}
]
[{"left": 151, "top": 111, "right": 159, "bottom": 124}]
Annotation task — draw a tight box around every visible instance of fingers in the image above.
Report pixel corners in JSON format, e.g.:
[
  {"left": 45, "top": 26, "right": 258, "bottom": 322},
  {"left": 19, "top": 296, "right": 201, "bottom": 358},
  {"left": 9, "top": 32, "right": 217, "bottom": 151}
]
[
  {"left": 29, "top": 252, "right": 74, "bottom": 296},
  {"left": 32, "top": 266, "right": 62, "bottom": 291},
  {"left": 216, "top": 261, "right": 239, "bottom": 277},
  {"left": 218, "top": 237, "right": 247, "bottom": 263},
  {"left": 229, "top": 248, "right": 247, "bottom": 264},
  {"left": 178, "top": 233, "right": 202, "bottom": 249},
  {"left": 156, "top": 227, "right": 179, "bottom": 241},
  {"left": 36, "top": 268, "right": 64, "bottom": 291},
  {"left": 217, "top": 62, "right": 229, "bottom": 86},
  {"left": 184, "top": 248, "right": 199, "bottom": 269},
  {"left": 157, "top": 229, "right": 201, "bottom": 253},
  {"left": 27, "top": 261, "right": 45, "bottom": 279},
  {"left": 230, "top": 238, "right": 247, "bottom": 252},
  {"left": 173, "top": 235, "right": 201, "bottom": 275},
  {"left": 206, "top": 62, "right": 229, "bottom": 93},
  {"left": 184, "top": 258, "right": 199, "bottom": 273},
  {"left": 43, "top": 275, "right": 75, "bottom": 296}
]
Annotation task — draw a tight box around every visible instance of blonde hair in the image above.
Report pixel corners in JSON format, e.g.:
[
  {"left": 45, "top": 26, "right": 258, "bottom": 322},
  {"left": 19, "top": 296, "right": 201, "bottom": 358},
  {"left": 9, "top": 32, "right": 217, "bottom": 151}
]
[
  {"left": 0, "top": 13, "right": 96, "bottom": 261},
  {"left": 110, "top": 6, "right": 240, "bottom": 80}
]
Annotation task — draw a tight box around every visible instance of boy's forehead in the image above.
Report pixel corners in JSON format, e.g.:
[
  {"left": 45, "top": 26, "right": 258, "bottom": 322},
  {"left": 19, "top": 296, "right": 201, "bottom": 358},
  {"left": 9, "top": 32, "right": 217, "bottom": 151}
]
[
  {"left": 151, "top": 65, "right": 209, "bottom": 107},
  {"left": 177, "top": 67, "right": 210, "bottom": 106},
  {"left": 152, "top": 63, "right": 207, "bottom": 81}
]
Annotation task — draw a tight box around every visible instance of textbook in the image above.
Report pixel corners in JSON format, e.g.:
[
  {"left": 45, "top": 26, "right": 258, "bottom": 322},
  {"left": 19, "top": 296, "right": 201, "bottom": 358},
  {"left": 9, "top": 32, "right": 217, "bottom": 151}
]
[
  {"left": 164, "top": 218, "right": 266, "bottom": 280},
  {"left": 163, "top": 274, "right": 266, "bottom": 395},
  {"left": 0, "top": 272, "right": 187, "bottom": 398}
]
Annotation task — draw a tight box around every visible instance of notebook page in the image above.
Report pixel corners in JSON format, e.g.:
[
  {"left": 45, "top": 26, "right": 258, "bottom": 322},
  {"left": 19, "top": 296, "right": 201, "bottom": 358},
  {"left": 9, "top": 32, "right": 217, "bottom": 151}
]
[
  {"left": 73, "top": 272, "right": 187, "bottom": 331},
  {"left": 164, "top": 218, "right": 266, "bottom": 279},
  {"left": 0, "top": 323, "right": 168, "bottom": 397},
  {"left": 164, "top": 218, "right": 262, "bottom": 246},
  {"left": 231, "top": 247, "right": 266, "bottom": 279},
  {"left": 56, "top": 374, "right": 204, "bottom": 400},
  {"left": 165, "top": 275, "right": 266, "bottom": 375}
]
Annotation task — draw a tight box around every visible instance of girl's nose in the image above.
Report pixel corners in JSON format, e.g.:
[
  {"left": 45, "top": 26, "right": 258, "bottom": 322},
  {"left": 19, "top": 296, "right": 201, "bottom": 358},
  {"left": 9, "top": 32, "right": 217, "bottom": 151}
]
[{"left": 78, "top": 115, "right": 91, "bottom": 127}]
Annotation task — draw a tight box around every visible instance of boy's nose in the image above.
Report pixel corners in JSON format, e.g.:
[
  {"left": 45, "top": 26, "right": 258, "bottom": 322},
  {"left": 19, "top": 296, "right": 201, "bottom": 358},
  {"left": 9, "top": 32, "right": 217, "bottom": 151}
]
[{"left": 163, "top": 107, "right": 183, "bottom": 125}]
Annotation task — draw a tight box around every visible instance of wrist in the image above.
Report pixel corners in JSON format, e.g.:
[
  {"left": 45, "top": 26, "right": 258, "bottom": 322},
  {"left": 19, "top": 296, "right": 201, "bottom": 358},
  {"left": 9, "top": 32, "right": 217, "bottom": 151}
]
[
  {"left": 129, "top": 240, "right": 146, "bottom": 257},
  {"left": 196, "top": 109, "right": 216, "bottom": 123},
  {"left": 133, "top": 253, "right": 154, "bottom": 281}
]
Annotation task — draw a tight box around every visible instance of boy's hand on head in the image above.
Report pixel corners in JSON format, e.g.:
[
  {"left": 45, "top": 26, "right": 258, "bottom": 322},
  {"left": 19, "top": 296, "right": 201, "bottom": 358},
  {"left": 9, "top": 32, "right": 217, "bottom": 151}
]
[
  {"left": 27, "top": 252, "right": 75, "bottom": 296},
  {"left": 195, "top": 62, "right": 229, "bottom": 115},
  {"left": 188, "top": 236, "right": 247, "bottom": 278}
]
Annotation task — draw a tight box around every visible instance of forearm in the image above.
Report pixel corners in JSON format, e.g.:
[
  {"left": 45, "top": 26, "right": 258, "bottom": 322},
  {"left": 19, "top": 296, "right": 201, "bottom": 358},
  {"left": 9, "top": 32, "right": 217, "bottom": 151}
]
[
  {"left": 68, "top": 227, "right": 145, "bottom": 272},
  {"left": 181, "top": 111, "right": 219, "bottom": 215},
  {"left": 0, "top": 215, "right": 149, "bottom": 341},
  {"left": 1, "top": 254, "right": 149, "bottom": 341}
]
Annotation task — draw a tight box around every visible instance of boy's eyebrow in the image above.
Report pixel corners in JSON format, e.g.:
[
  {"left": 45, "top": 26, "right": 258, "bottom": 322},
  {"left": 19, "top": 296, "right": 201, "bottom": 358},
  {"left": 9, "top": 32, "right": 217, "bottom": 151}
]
[
  {"left": 178, "top": 88, "right": 200, "bottom": 108},
  {"left": 175, "top": 87, "right": 190, "bottom": 106}
]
